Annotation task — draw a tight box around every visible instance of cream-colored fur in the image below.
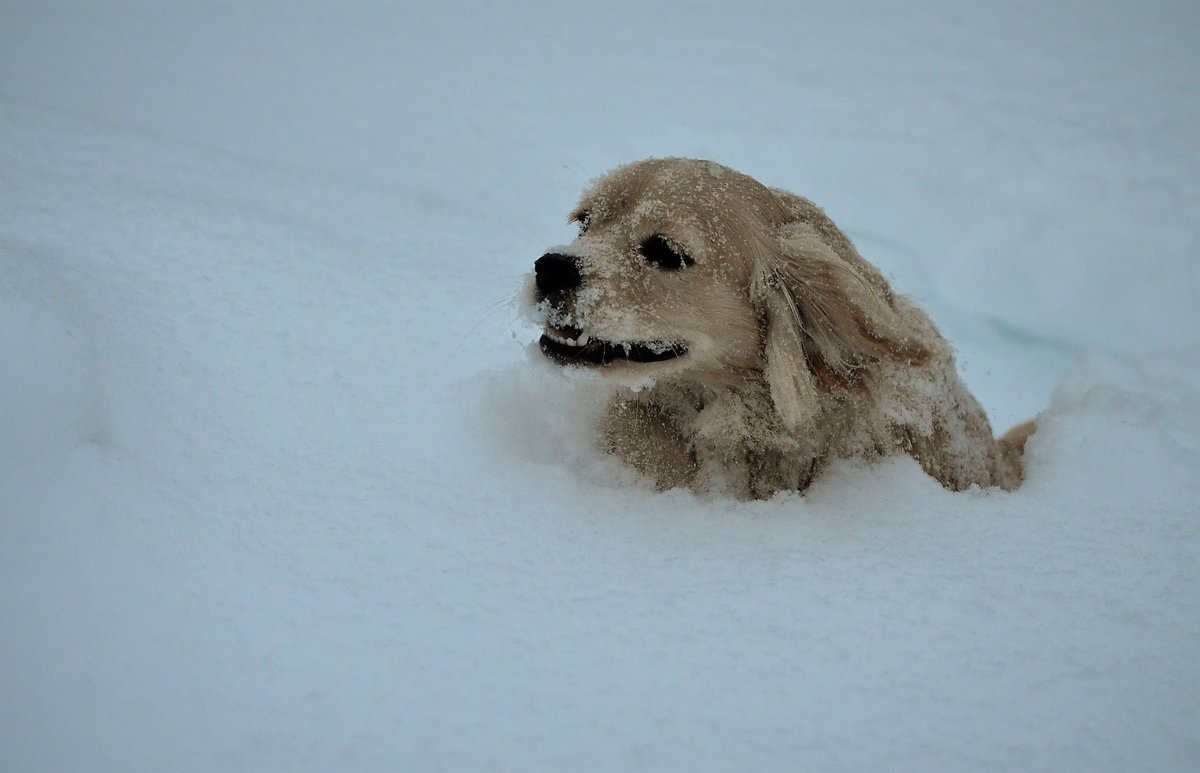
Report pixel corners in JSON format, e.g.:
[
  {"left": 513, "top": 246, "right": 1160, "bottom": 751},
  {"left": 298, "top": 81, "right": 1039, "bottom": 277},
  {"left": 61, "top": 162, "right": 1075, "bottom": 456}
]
[{"left": 526, "top": 158, "right": 1032, "bottom": 499}]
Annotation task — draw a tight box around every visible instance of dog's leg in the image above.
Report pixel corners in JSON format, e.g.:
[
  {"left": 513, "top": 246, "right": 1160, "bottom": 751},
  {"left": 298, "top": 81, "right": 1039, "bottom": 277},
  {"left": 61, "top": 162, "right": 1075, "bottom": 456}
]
[
  {"left": 601, "top": 396, "right": 697, "bottom": 491},
  {"left": 898, "top": 414, "right": 1001, "bottom": 492},
  {"left": 997, "top": 420, "right": 1037, "bottom": 490}
]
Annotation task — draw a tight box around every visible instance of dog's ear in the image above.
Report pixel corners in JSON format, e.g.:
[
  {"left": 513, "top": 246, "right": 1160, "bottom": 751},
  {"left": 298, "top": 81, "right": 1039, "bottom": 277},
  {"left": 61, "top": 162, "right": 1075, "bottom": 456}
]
[{"left": 752, "top": 220, "right": 930, "bottom": 430}]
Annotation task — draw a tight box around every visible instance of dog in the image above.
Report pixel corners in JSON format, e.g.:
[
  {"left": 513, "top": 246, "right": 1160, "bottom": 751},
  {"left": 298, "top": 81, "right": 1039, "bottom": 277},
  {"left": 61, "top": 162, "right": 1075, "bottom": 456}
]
[{"left": 526, "top": 158, "right": 1034, "bottom": 499}]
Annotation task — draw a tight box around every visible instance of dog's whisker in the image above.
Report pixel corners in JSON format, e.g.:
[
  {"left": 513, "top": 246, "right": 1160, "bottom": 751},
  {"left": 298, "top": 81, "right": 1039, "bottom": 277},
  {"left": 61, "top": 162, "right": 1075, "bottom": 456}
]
[{"left": 466, "top": 290, "right": 533, "bottom": 337}]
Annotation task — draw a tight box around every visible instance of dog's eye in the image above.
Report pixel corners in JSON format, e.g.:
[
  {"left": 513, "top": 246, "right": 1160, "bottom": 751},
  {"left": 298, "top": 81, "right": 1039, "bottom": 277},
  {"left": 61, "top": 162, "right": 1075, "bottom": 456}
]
[
  {"left": 573, "top": 209, "right": 592, "bottom": 234},
  {"left": 639, "top": 234, "right": 692, "bottom": 270}
]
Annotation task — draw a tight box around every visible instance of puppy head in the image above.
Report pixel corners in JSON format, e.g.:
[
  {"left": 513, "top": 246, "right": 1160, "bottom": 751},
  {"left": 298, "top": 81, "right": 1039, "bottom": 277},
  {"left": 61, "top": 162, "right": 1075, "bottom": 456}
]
[
  {"left": 527, "top": 158, "right": 928, "bottom": 425},
  {"left": 527, "top": 158, "right": 773, "bottom": 379}
]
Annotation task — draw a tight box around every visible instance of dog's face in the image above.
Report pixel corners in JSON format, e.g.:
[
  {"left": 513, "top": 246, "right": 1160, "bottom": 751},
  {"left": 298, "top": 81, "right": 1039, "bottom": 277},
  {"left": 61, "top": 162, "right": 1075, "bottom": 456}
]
[
  {"left": 527, "top": 158, "right": 792, "bottom": 382},
  {"left": 526, "top": 157, "right": 928, "bottom": 430}
]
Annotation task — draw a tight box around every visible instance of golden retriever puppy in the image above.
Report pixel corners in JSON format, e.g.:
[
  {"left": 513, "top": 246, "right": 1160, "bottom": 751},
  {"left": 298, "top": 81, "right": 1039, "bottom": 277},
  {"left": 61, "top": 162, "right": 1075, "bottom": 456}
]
[{"left": 526, "top": 158, "right": 1034, "bottom": 499}]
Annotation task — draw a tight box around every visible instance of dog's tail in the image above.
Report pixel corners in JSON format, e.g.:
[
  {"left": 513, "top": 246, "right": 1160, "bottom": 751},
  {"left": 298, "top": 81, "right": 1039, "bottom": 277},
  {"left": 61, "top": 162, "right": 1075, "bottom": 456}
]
[{"left": 997, "top": 420, "right": 1037, "bottom": 490}]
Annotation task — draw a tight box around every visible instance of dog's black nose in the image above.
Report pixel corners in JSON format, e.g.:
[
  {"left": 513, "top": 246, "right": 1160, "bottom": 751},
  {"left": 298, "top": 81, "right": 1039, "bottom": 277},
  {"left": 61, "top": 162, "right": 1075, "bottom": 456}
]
[{"left": 534, "top": 253, "right": 582, "bottom": 297}]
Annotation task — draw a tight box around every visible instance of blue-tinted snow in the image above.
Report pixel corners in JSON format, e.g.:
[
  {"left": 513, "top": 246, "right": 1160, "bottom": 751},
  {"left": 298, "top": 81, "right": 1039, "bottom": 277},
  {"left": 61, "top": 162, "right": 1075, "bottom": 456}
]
[{"left": 1, "top": 2, "right": 1198, "bottom": 770}]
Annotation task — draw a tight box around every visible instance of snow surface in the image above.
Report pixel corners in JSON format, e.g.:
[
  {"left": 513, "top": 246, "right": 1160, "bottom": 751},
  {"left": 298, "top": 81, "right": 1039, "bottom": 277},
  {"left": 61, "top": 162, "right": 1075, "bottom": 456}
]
[{"left": 2, "top": 2, "right": 1199, "bottom": 770}]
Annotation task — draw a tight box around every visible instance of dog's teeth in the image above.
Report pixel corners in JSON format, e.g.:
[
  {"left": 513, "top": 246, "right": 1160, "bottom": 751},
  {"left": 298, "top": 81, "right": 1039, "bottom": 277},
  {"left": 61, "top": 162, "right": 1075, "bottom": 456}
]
[{"left": 546, "top": 329, "right": 588, "bottom": 347}]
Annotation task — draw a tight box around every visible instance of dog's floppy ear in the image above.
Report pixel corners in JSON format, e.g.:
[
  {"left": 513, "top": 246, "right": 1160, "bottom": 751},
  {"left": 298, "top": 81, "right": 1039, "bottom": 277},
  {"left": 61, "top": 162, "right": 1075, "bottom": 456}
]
[{"left": 752, "top": 220, "right": 930, "bottom": 430}]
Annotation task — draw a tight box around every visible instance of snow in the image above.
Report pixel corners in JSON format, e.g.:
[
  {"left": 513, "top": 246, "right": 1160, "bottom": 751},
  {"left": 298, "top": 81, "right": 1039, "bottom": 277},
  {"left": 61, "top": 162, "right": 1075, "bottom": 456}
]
[{"left": 2, "top": 1, "right": 1198, "bottom": 770}]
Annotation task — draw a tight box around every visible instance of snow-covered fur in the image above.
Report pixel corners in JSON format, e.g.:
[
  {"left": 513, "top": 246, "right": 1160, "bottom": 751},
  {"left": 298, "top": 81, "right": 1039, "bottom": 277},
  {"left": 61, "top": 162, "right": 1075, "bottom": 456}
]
[{"left": 527, "top": 158, "right": 1031, "bottom": 499}]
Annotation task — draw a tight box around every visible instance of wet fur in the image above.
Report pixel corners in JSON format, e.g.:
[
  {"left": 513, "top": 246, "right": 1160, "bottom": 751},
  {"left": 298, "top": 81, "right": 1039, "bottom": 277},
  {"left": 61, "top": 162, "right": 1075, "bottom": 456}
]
[{"left": 527, "top": 158, "right": 1032, "bottom": 499}]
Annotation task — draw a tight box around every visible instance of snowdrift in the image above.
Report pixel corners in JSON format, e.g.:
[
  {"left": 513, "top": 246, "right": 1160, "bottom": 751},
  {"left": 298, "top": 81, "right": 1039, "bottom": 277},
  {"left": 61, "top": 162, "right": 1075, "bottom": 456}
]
[{"left": 2, "top": 2, "right": 1197, "bottom": 770}]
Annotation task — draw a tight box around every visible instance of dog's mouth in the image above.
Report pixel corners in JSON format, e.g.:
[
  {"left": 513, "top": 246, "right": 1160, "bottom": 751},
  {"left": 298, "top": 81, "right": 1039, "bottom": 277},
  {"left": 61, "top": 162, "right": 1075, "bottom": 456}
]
[{"left": 539, "top": 325, "right": 688, "bottom": 366}]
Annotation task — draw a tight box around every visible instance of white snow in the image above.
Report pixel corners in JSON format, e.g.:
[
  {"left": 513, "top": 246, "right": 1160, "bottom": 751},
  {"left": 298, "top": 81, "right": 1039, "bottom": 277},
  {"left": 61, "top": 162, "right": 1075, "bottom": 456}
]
[{"left": 2, "top": 2, "right": 1199, "bottom": 770}]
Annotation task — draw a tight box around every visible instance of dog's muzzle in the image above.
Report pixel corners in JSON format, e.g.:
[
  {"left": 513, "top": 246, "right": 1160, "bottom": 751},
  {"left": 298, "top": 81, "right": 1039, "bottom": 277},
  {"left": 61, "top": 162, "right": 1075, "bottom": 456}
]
[{"left": 532, "top": 252, "right": 687, "bottom": 367}]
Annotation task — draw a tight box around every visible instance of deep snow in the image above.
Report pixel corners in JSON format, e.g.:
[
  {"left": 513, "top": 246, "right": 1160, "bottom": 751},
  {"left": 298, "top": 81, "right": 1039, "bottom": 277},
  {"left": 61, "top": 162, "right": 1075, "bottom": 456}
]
[{"left": 2, "top": 2, "right": 1198, "bottom": 770}]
